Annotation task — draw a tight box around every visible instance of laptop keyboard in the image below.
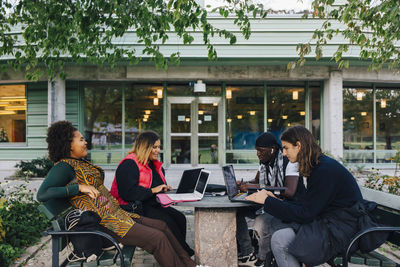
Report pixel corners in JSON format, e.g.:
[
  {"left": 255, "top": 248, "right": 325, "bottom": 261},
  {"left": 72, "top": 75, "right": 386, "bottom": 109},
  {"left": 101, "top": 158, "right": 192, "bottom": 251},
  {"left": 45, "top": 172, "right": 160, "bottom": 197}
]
[
  {"left": 234, "top": 193, "right": 247, "bottom": 200},
  {"left": 168, "top": 193, "right": 199, "bottom": 201}
]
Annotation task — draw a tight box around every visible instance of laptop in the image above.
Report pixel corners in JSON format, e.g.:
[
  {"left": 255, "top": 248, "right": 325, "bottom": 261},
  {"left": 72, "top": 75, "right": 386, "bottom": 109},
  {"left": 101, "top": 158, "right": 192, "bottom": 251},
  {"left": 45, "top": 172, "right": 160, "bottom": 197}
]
[
  {"left": 222, "top": 165, "right": 286, "bottom": 203},
  {"left": 222, "top": 165, "right": 253, "bottom": 203},
  {"left": 176, "top": 168, "right": 203, "bottom": 193},
  {"left": 167, "top": 170, "right": 210, "bottom": 201}
]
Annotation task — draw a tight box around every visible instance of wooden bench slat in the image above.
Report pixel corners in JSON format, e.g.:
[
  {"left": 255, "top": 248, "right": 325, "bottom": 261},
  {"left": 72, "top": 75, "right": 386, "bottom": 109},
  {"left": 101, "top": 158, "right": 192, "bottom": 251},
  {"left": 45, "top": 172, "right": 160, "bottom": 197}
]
[
  {"left": 65, "top": 260, "right": 83, "bottom": 267},
  {"left": 81, "top": 260, "right": 98, "bottom": 267},
  {"left": 350, "top": 255, "right": 366, "bottom": 265},
  {"left": 368, "top": 251, "right": 397, "bottom": 267},
  {"left": 332, "top": 255, "right": 367, "bottom": 265},
  {"left": 355, "top": 251, "right": 380, "bottom": 266}
]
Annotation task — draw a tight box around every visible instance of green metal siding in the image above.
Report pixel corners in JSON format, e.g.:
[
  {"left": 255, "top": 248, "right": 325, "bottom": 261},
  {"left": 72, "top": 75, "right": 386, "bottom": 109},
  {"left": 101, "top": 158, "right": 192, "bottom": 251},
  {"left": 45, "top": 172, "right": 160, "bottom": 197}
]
[
  {"left": 3, "top": 15, "right": 373, "bottom": 61},
  {"left": 26, "top": 83, "right": 47, "bottom": 148},
  {"left": 1, "top": 149, "right": 47, "bottom": 160}
]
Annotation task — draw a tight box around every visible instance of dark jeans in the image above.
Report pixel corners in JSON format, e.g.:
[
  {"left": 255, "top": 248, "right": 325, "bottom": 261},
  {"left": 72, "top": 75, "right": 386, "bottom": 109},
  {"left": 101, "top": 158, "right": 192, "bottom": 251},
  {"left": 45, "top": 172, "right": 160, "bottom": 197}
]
[{"left": 236, "top": 206, "right": 259, "bottom": 257}]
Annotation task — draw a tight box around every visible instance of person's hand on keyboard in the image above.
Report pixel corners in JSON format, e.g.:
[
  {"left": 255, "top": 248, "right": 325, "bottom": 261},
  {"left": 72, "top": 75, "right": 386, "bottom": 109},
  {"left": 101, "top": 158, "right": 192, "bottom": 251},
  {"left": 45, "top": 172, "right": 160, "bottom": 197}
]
[{"left": 152, "top": 184, "right": 172, "bottom": 194}]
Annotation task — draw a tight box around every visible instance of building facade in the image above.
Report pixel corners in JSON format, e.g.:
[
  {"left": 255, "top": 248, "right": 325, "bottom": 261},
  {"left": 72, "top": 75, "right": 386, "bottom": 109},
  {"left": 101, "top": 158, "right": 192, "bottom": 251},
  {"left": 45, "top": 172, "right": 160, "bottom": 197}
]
[{"left": 1, "top": 15, "right": 399, "bottom": 170}]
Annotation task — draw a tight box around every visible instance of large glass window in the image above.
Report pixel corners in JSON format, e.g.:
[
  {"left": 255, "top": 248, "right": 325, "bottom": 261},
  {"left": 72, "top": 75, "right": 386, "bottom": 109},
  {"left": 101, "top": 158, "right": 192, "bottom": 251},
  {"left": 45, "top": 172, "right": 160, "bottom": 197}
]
[
  {"left": 0, "top": 85, "right": 26, "bottom": 144},
  {"left": 83, "top": 83, "right": 123, "bottom": 164},
  {"left": 375, "top": 88, "right": 400, "bottom": 163},
  {"left": 125, "top": 84, "right": 164, "bottom": 161},
  {"left": 226, "top": 85, "right": 264, "bottom": 164},
  {"left": 343, "top": 88, "right": 373, "bottom": 163},
  {"left": 267, "top": 87, "right": 305, "bottom": 138}
]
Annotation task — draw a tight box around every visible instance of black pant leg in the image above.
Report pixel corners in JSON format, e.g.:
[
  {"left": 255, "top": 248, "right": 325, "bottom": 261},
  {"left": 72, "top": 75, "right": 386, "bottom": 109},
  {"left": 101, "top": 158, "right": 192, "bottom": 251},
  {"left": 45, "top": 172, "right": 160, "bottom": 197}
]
[
  {"left": 164, "top": 206, "right": 188, "bottom": 239},
  {"left": 143, "top": 203, "right": 194, "bottom": 256}
]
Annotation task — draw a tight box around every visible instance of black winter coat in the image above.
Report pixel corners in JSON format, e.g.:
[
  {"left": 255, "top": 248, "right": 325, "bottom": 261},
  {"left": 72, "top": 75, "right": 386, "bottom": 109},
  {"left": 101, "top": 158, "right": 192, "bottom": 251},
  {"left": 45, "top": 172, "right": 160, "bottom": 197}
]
[{"left": 288, "top": 200, "right": 388, "bottom": 266}]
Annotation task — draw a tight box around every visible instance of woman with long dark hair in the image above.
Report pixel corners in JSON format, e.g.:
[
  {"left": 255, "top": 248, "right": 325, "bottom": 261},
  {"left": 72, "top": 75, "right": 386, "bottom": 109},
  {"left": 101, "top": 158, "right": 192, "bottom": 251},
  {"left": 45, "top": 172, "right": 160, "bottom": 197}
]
[
  {"left": 37, "top": 121, "right": 197, "bottom": 267},
  {"left": 246, "top": 126, "right": 365, "bottom": 266},
  {"left": 110, "top": 131, "right": 194, "bottom": 256}
]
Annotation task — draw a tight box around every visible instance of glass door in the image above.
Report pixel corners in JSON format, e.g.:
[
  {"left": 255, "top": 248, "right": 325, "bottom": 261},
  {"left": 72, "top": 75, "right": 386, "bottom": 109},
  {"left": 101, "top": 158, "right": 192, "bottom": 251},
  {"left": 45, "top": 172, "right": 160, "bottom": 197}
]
[
  {"left": 198, "top": 98, "right": 220, "bottom": 164},
  {"left": 166, "top": 97, "right": 222, "bottom": 166}
]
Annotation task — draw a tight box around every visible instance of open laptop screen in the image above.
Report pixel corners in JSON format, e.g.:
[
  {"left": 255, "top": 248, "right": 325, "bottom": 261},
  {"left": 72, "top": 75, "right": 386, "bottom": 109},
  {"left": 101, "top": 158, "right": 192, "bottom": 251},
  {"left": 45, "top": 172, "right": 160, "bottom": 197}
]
[
  {"left": 195, "top": 171, "right": 209, "bottom": 194},
  {"left": 222, "top": 165, "right": 239, "bottom": 198},
  {"left": 176, "top": 168, "right": 203, "bottom": 193}
]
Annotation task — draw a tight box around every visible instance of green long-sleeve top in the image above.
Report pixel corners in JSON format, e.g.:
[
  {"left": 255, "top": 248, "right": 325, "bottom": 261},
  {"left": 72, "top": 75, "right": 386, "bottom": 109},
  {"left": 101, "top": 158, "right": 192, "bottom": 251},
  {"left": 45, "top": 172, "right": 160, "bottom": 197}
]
[
  {"left": 37, "top": 158, "right": 137, "bottom": 237},
  {"left": 37, "top": 162, "right": 80, "bottom": 202}
]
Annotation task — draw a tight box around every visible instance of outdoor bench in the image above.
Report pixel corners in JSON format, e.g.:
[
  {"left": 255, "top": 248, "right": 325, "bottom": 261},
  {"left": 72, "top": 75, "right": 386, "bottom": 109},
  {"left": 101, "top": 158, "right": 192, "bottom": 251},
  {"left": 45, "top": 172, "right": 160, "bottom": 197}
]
[
  {"left": 329, "top": 187, "right": 400, "bottom": 267},
  {"left": 38, "top": 198, "right": 135, "bottom": 267}
]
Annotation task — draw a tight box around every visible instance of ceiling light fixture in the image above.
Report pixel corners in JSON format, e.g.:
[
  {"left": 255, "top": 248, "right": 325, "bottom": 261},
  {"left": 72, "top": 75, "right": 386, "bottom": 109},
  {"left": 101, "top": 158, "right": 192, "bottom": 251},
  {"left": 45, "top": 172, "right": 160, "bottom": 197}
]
[{"left": 226, "top": 89, "right": 232, "bottom": 99}]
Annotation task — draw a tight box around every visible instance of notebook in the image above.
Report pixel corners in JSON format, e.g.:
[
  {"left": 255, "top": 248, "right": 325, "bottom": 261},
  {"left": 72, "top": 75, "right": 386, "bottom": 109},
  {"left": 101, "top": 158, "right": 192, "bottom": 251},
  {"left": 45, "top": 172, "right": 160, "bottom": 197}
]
[
  {"left": 167, "top": 170, "right": 210, "bottom": 201},
  {"left": 176, "top": 168, "right": 203, "bottom": 193}
]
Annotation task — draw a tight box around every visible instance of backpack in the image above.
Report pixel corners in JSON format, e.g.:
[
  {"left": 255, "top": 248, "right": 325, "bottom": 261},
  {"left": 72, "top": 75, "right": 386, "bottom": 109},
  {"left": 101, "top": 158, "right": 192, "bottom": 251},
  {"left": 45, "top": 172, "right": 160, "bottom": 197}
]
[{"left": 65, "top": 210, "right": 113, "bottom": 262}]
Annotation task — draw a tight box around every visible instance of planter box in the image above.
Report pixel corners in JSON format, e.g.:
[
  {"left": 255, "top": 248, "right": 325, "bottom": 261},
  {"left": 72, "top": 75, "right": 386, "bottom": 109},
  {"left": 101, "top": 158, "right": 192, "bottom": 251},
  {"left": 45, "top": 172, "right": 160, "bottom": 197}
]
[{"left": 360, "top": 186, "right": 400, "bottom": 210}]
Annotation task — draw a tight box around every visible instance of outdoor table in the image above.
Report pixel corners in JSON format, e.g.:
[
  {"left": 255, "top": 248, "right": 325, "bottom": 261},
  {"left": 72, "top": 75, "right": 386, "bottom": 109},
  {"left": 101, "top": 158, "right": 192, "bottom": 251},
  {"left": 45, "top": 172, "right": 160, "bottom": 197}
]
[{"left": 176, "top": 195, "right": 258, "bottom": 267}]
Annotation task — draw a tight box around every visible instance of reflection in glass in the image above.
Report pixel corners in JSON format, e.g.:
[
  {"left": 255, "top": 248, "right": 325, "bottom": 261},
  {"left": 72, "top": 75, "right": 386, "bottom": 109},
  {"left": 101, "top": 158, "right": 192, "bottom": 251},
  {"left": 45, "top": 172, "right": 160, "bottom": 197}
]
[
  {"left": 226, "top": 85, "right": 264, "bottom": 150},
  {"left": 343, "top": 88, "right": 373, "bottom": 163},
  {"left": 309, "top": 87, "right": 321, "bottom": 143},
  {"left": 0, "top": 85, "right": 26, "bottom": 143},
  {"left": 199, "top": 137, "right": 218, "bottom": 164},
  {"left": 83, "top": 83, "right": 122, "bottom": 164},
  {"left": 267, "top": 87, "right": 305, "bottom": 140},
  {"left": 171, "top": 104, "right": 191, "bottom": 133},
  {"left": 226, "top": 151, "right": 258, "bottom": 164},
  {"left": 198, "top": 103, "right": 218, "bottom": 133},
  {"left": 376, "top": 89, "right": 400, "bottom": 163},
  {"left": 125, "top": 84, "right": 163, "bottom": 150},
  {"left": 171, "top": 136, "right": 191, "bottom": 164}
]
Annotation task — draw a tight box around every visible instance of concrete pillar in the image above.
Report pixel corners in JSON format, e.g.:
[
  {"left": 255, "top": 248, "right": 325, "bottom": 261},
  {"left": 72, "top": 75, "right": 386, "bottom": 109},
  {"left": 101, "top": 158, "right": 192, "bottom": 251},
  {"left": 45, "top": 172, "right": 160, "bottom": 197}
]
[
  {"left": 194, "top": 208, "right": 237, "bottom": 267},
  {"left": 323, "top": 70, "right": 343, "bottom": 158},
  {"left": 48, "top": 77, "right": 66, "bottom": 125}
]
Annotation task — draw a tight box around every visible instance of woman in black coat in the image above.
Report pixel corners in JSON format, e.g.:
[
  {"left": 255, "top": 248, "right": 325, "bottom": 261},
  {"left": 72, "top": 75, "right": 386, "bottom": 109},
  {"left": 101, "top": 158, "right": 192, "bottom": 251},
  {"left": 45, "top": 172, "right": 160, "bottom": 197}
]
[{"left": 246, "top": 126, "right": 364, "bottom": 266}]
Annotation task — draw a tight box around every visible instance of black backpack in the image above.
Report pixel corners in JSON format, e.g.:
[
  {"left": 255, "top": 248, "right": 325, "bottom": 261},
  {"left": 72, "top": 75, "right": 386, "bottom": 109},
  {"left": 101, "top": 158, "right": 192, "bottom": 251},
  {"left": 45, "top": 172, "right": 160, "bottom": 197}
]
[{"left": 65, "top": 210, "right": 113, "bottom": 262}]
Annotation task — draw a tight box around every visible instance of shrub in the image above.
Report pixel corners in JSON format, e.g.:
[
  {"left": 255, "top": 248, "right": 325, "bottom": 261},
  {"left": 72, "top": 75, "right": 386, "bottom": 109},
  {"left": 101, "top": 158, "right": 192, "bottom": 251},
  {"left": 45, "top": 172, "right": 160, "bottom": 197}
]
[
  {"left": 364, "top": 170, "right": 400, "bottom": 196},
  {"left": 0, "top": 182, "right": 50, "bottom": 266},
  {"left": 0, "top": 243, "right": 22, "bottom": 267},
  {"left": 14, "top": 157, "right": 53, "bottom": 178}
]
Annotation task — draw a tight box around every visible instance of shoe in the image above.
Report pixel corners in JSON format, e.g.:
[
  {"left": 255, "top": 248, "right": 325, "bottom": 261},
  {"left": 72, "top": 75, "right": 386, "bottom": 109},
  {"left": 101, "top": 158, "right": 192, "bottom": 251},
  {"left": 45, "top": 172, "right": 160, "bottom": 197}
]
[{"left": 238, "top": 252, "right": 257, "bottom": 266}]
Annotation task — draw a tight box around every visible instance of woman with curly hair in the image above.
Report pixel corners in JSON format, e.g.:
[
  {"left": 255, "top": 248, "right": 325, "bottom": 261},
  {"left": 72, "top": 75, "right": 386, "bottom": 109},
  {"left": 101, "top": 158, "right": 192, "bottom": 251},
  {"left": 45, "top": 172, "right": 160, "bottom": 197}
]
[
  {"left": 246, "top": 126, "right": 365, "bottom": 267},
  {"left": 37, "top": 121, "right": 197, "bottom": 267}
]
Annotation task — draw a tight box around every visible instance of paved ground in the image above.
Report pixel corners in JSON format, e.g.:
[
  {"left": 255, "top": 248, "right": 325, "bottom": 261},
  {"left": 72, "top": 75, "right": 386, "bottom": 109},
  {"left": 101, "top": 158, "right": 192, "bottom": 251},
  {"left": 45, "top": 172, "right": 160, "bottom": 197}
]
[{"left": 12, "top": 205, "right": 399, "bottom": 267}]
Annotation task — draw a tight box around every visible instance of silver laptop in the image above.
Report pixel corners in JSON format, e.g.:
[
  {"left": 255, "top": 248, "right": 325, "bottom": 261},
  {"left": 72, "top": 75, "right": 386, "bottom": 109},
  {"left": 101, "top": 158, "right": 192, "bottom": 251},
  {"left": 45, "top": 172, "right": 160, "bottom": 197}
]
[{"left": 167, "top": 170, "right": 210, "bottom": 201}]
